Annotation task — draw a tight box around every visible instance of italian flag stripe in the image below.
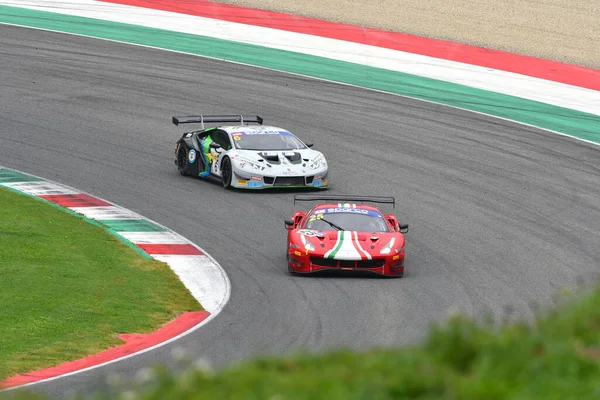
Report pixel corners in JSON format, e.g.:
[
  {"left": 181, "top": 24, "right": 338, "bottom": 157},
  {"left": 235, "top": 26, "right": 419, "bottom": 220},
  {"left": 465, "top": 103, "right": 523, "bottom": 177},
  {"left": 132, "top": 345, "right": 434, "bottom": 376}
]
[
  {"left": 326, "top": 230, "right": 345, "bottom": 259},
  {"left": 352, "top": 231, "right": 372, "bottom": 260}
]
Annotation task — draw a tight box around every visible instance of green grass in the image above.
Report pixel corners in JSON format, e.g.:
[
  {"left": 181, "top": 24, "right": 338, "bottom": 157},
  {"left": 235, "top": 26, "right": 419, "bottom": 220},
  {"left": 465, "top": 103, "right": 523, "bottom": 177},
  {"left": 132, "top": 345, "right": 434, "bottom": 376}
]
[{"left": 0, "top": 187, "right": 201, "bottom": 379}]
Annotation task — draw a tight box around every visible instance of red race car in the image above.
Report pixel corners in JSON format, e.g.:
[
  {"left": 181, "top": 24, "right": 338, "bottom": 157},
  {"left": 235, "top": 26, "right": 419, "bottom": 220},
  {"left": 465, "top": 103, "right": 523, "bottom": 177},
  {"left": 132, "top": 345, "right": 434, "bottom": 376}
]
[{"left": 285, "top": 195, "right": 409, "bottom": 277}]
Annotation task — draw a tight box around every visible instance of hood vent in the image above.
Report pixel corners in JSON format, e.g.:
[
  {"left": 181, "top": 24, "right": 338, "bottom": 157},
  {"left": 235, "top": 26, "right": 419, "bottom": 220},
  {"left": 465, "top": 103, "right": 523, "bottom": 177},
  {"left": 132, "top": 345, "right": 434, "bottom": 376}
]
[
  {"left": 257, "top": 151, "right": 302, "bottom": 164},
  {"left": 285, "top": 152, "right": 302, "bottom": 164},
  {"left": 258, "top": 152, "right": 280, "bottom": 163}
]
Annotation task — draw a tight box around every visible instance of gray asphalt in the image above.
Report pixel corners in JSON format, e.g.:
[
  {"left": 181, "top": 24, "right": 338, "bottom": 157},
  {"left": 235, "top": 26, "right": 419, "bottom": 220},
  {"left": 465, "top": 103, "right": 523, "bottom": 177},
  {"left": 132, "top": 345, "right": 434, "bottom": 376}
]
[{"left": 2, "top": 25, "right": 600, "bottom": 398}]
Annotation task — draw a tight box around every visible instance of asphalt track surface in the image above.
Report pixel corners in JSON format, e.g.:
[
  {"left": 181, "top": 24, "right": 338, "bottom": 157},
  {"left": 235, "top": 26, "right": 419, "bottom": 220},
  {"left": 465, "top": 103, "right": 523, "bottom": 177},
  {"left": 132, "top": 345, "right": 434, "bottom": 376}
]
[{"left": 2, "top": 25, "right": 600, "bottom": 398}]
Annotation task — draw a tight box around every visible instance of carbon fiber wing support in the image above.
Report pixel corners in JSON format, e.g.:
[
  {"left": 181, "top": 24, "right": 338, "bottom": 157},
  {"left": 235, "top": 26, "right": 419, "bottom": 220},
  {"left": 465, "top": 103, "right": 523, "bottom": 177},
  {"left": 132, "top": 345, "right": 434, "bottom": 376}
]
[
  {"left": 294, "top": 194, "right": 395, "bottom": 208},
  {"left": 172, "top": 115, "right": 264, "bottom": 129}
]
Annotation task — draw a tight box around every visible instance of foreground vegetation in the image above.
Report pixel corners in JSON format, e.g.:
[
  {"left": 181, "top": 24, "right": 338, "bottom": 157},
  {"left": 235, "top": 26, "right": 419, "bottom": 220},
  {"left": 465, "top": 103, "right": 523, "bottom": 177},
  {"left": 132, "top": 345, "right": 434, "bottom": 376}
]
[
  {"left": 3, "top": 188, "right": 599, "bottom": 398},
  {"left": 0, "top": 187, "right": 200, "bottom": 379},
  {"left": 7, "top": 275, "right": 600, "bottom": 399}
]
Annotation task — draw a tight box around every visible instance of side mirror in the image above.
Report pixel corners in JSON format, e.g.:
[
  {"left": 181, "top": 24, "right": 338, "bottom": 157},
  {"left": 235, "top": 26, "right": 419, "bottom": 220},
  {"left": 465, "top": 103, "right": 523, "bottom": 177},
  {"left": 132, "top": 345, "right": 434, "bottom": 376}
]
[
  {"left": 306, "top": 143, "right": 314, "bottom": 148},
  {"left": 399, "top": 223, "right": 409, "bottom": 234},
  {"left": 209, "top": 142, "right": 221, "bottom": 149},
  {"left": 285, "top": 219, "right": 295, "bottom": 229}
]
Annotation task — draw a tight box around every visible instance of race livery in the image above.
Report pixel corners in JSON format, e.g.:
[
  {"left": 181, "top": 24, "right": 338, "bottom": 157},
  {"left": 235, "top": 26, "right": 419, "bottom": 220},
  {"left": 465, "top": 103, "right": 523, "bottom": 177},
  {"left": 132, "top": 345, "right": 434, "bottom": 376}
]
[
  {"left": 173, "top": 115, "right": 328, "bottom": 189},
  {"left": 285, "top": 195, "right": 409, "bottom": 277}
]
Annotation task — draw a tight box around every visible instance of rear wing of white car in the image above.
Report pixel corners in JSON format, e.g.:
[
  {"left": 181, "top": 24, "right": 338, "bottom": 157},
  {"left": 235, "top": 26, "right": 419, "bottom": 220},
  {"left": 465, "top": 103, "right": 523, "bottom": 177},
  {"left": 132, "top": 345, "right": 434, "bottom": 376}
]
[
  {"left": 172, "top": 115, "right": 263, "bottom": 129},
  {"left": 294, "top": 194, "right": 396, "bottom": 208}
]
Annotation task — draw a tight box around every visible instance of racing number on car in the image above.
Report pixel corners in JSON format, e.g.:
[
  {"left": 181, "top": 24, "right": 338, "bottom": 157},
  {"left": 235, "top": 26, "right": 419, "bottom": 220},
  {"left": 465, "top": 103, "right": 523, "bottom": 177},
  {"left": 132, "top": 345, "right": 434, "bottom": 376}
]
[
  {"left": 308, "top": 214, "right": 324, "bottom": 222},
  {"left": 210, "top": 150, "right": 222, "bottom": 175}
]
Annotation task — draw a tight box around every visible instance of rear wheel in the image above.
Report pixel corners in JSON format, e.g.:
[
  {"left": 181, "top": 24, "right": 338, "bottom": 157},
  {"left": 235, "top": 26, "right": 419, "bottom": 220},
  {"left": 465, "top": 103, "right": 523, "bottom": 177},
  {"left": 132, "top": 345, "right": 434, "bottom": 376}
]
[
  {"left": 176, "top": 144, "right": 188, "bottom": 176},
  {"left": 222, "top": 157, "right": 233, "bottom": 189}
]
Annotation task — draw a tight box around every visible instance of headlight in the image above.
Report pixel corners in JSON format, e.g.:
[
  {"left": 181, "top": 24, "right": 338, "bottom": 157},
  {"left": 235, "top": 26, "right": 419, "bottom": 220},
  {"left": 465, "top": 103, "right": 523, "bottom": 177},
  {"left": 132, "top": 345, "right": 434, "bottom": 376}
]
[
  {"left": 309, "top": 155, "right": 327, "bottom": 170},
  {"left": 380, "top": 237, "right": 395, "bottom": 254},
  {"left": 300, "top": 235, "right": 315, "bottom": 251}
]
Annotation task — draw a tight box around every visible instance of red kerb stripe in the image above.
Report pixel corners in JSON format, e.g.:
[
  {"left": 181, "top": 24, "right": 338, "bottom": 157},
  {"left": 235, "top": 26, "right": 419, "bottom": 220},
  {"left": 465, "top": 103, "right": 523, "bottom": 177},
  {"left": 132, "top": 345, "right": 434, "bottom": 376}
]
[
  {"left": 137, "top": 243, "right": 204, "bottom": 255},
  {"left": 99, "top": 0, "right": 600, "bottom": 91},
  {"left": 39, "top": 194, "right": 112, "bottom": 207}
]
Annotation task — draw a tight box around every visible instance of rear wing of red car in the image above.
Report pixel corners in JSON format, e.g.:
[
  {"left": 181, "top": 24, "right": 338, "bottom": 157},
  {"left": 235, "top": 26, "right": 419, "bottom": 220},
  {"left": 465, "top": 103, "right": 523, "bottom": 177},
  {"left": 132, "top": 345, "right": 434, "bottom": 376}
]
[
  {"left": 293, "top": 194, "right": 395, "bottom": 208},
  {"left": 172, "top": 115, "right": 263, "bottom": 129}
]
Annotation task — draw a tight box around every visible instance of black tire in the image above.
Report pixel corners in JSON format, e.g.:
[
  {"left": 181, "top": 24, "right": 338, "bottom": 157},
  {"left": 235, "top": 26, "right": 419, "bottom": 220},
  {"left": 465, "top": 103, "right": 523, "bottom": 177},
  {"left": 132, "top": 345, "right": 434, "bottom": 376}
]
[
  {"left": 286, "top": 253, "right": 298, "bottom": 275},
  {"left": 176, "top": 144, "right": 188, "bottom": 176},
  {"left": 221, "top": 157, "right": 233, "bottom": 189}
]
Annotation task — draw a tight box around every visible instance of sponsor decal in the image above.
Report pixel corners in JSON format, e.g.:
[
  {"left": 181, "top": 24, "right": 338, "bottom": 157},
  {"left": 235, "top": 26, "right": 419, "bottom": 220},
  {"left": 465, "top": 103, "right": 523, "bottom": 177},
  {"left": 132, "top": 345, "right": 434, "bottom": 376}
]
[
  {"left": 233, "top": 130, "right": 292, "bottom": 136},
  {"left": 205, "top": 152, "right": 218, "bottom": 163},
  {"left": 326, "top": 208, "right": 369, "bottom": 214},
  {"left": 188, "top": 149, "right": 197, "bottom": 163},
  {"left": 247, "top": 181, "right": 263, "bottom": 188},
  {"left": 251, "top": 176, "right": 262, "bottom": 181},
  {"left": 313, "top": 179, "right": 322, "bottom": 187},
  {"left": 237, "top": 179, "right": 248, "bottom": 185},
  {"left": 297, "top": 229, "right": 325, "bottom": 237},
  {"left": 323, "top": 208, "right": 383, "bottom": 218},
  {"left": 185, "top": 132, "right": 192, "bottom": 138},
  {"left": 314, "top": 175, "right": 322, "bottom": 180}
]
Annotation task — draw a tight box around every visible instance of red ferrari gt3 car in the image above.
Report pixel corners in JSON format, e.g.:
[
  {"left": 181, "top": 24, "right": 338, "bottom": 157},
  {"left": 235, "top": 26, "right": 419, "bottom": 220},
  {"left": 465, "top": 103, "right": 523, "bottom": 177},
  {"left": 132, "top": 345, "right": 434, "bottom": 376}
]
[{"left": 285, "top": 195, "right": 409, "bottom": 277}]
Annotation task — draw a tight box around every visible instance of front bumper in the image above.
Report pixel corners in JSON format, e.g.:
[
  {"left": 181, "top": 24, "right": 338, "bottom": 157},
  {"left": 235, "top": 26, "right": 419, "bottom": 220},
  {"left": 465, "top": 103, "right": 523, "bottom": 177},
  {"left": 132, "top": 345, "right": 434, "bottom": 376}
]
[
  {"left": 232, "top": 171, "right": 328, "bottom": 189},
  {"left": 288, "top": 251, "right": 404, "bottom": 276}
]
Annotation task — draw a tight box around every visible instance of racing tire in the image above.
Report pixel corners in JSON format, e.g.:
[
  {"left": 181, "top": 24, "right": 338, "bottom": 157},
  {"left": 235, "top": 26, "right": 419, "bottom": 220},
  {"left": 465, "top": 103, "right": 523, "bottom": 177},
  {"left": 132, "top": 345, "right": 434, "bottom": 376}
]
[
  {"left": 221, "top": 157, "right": 233, "bottom": 189},
  {"left": 176, "top": 144, "right": 188, "bottom": 176},
  {"left": 286, "top": 254, "right": 299, "bottom": 275}
]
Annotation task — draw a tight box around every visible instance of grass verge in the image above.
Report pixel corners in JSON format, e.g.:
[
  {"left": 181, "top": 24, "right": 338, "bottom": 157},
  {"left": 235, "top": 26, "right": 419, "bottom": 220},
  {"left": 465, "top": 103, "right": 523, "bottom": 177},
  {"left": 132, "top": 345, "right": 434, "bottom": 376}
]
[{"left": 0, "top": 186, "right": 201, "bottom": 379}]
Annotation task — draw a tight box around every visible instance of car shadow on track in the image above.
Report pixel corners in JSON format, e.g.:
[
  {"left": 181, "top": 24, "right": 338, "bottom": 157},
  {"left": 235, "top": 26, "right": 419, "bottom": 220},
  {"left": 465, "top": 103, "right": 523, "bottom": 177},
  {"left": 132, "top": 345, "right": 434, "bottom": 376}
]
[
  {"left": 288, "top": 269, "right": 404, "bottom": 280},
  {"left": 187, "top": 177, "right": 328, "bottom": 195}
]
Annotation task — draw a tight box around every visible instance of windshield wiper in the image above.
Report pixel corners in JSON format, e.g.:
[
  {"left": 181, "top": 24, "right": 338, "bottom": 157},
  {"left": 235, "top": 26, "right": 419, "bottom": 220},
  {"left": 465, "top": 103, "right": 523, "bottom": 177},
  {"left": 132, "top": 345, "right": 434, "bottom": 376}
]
[{"left": 320, "top": 218, "right": 344, "bottom": 231}]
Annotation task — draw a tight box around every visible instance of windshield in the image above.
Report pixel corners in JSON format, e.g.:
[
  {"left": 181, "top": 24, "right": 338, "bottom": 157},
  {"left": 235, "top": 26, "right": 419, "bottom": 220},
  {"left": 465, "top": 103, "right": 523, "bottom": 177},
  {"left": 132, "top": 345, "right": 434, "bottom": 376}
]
[
  {"left": 304, "top": 207, "right": 390, "bottom": 232},
  {"left": 232, "top": 130, "right": 306, "bottom": 150}
]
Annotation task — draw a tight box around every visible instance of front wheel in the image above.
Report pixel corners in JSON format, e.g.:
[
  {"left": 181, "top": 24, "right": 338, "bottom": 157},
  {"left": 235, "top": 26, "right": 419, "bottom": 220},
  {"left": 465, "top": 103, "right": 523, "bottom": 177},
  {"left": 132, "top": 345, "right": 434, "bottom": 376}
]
[
  {"left": 286, "top": 253, "right": 298, "bottom": 275},
  {"left": 221, "top": 157, "right": 232, "bottom": 189}
]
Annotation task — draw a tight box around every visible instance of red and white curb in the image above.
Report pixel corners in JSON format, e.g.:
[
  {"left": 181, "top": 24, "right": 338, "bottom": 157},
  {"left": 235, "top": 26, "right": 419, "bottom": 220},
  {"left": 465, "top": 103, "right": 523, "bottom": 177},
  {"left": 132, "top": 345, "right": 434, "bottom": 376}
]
[{"left": 0, "top": 167, "right": 231, "bottom": 389}]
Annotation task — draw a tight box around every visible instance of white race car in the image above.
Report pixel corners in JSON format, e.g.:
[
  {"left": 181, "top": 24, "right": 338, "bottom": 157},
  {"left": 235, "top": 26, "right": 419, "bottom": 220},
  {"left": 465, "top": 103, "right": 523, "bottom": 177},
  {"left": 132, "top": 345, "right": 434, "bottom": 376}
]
[{"left": 173, "top": 115, "right": 329, "bottom": 190}]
